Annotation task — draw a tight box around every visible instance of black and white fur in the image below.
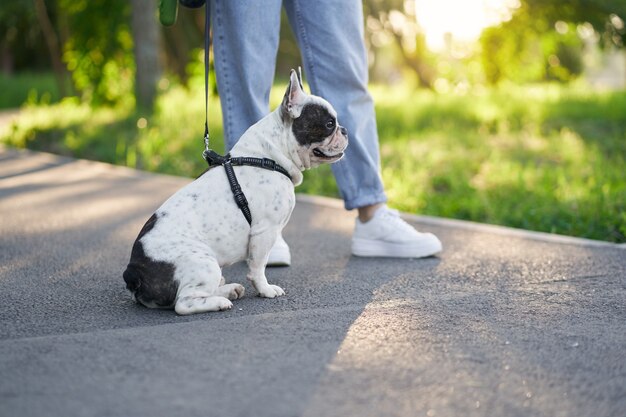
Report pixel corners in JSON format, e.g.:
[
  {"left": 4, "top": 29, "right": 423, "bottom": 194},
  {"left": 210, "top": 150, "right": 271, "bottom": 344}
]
[{"left": 123, "top": 70, "right": 349, "bottom": 315}]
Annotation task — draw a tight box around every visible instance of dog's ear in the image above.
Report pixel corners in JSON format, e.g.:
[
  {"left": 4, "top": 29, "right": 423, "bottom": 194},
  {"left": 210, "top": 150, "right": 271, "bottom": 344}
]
[
  {"left": 297, "top": 66, "right": 304, "bottom": 90},
  {"left": 281, "top": 69, "right": 307, "bottom": 119}
]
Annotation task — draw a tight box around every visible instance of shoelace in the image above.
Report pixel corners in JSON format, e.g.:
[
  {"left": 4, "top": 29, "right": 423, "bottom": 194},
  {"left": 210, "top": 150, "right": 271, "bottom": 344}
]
[
  {"left": 380, "top": 207, "right": 400, "bottom": 217},
  {"left": 377, "top": 207, "right": 419, "bottom": 233},
  {"left": 377, "top": 207, "right": 402, "bottom": 220}
]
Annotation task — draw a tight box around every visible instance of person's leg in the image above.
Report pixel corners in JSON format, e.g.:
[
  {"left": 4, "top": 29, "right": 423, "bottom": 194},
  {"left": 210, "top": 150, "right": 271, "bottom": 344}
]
[
  {"left": 284, "top": 0, "right": 441, "bottom": 258},
  {"left": 283, "top": 0, "right": 387, "bottom": 212},
  {"left": 211, "top": 0, "right": 283, "bottom": 150}
]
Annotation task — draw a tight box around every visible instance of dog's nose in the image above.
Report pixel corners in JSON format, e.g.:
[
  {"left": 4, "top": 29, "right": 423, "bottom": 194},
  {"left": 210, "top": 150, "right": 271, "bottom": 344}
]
[{"left": 340, "top": 126, "right": 348, "bottom": 137}]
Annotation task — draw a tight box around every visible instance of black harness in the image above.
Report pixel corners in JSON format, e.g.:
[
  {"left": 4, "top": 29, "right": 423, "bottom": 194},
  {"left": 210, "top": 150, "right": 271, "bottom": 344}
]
[
  {"left": 197, "top": 3, "right": 291, "bottom": 226},
  {"left": 202, "top": 150, "right": 291, "bottom": 225}
]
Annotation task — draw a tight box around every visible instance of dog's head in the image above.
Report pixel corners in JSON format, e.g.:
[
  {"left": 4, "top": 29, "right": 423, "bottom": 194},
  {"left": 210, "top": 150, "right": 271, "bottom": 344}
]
[{"left": 280, "top": 69, "right": 349, "bottom": 168}]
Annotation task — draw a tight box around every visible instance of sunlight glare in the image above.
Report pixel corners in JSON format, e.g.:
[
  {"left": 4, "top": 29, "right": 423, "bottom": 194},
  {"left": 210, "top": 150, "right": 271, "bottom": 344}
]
[{"left": 414, "top": 0, "right": 517, "bottom": 50}]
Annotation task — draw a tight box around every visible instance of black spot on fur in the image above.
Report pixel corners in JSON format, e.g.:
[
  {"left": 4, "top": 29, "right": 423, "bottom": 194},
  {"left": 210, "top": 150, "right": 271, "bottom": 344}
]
[
  {"left": 123, "top": 213, "right": 178, "bottom": 308},
  {"left": 292, "top": 103, "right": 336, "bottom": 146}
]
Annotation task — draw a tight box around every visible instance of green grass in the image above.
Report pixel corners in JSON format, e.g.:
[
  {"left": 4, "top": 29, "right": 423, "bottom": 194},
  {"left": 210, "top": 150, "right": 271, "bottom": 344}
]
[
  {"left": 2, "top": 82, "right": 625, "bottom": 242},
  {"left": 371, "top": 84, "right": 626, "bottom": 242},
  {"left": 0, "top": 72, "right": 61, "bottom": 109}
]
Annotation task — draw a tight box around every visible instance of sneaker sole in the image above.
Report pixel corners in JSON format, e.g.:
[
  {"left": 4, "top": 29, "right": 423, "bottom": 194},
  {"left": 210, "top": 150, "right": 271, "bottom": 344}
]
[
  {"left": 266, "top": 247, "right": 291, "bottom": 267},
  {"left": 351, "top": 235, "right": 442, "bottom": 258}
]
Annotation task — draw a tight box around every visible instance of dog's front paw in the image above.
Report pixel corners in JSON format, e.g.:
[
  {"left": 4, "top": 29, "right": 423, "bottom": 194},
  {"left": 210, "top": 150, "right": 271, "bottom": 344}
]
[{"left": 257, "top": 284, "right": 285, "bottom": 298}]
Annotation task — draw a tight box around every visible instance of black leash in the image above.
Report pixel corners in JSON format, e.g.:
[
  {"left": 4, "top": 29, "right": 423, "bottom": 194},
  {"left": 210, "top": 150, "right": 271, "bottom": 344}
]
[
  {"left": 199, "top": 1, "right": 291, "bottom": 226},
  {"left": 201, "top": 0, "right": 211, "bottom": 157}
]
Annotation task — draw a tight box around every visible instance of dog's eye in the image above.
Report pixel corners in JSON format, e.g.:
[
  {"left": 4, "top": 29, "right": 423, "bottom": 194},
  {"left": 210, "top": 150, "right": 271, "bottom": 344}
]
[{"left": 326, "top": 120, "right": 335, "bottom": 129}]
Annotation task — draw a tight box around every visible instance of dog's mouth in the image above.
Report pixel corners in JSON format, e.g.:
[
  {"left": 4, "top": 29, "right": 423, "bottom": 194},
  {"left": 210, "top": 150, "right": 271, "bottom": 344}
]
[{"left": 313, "top": 148, "right": 344, "bottom": 160}]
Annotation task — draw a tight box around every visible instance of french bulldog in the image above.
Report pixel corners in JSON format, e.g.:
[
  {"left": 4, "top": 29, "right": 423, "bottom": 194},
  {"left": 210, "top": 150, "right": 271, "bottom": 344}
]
[{"left": 123, "top": 70, "right": 349, "bottom": 315}]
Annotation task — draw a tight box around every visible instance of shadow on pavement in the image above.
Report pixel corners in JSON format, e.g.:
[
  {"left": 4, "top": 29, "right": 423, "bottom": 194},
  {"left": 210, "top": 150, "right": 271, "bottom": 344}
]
[{"left": 1, "top": 148, "right": 624, "bottom": 417}]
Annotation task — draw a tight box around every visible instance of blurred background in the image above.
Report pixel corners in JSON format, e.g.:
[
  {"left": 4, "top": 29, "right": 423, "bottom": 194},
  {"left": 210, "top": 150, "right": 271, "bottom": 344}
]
[{"left": 0, "top": 0, "right": 624, "bottom": 242}]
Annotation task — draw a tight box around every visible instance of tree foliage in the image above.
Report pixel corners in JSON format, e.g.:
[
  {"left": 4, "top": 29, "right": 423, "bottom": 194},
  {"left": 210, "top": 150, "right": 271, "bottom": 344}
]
[
  {"left": 523, "top": 0, "right": 626, "bottom": 46},
  {"left": 481, "top": 0, "right": 625, "bottom": 84},
  {"left": 2, "top": 0, "right": 625, "bottom": 107},
  {"left": 60, "top": 0, "right": 134, "bottom": 104}
]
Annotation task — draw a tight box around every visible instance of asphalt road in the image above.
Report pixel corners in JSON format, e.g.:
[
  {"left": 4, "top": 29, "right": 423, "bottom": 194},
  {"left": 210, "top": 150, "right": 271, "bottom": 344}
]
[{"left": 1, "top": 147, "right": 625, "bottom": 417}]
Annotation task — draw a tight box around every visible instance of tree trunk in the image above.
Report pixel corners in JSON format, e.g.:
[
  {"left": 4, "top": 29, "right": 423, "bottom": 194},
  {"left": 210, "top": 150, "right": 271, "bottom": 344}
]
[
  {"left": 33, "top": 0, "right": 67, "bottom": 96},
  {"left": 162, "top": 21, "right": 190, "bottom": 84},
  {"left": 131, "top": 0, "right": 162, "bottom": 111},
  {"left": 363, "top": 0, "right": 434, "bottom": 89},
  {"left": 0, "top": 42, "right": 14, "bottom": 75},
  {"left": 390, "top": 32, "right": 435, "bottom": 90}
]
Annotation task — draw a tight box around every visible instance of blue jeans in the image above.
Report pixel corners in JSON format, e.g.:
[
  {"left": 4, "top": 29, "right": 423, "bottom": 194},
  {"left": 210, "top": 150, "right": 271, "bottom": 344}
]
[{"left": 211, "top": 0, "right": 387, "bottom": 210}]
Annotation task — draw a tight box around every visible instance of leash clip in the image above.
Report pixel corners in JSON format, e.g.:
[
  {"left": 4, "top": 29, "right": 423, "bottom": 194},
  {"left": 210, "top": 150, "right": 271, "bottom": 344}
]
[{"left": 203, "top": 149, "right": 229, "bottom": 166}]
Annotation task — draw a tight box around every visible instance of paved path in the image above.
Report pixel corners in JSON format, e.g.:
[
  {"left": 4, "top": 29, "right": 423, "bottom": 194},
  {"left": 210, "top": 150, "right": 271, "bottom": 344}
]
[{"left": 1, "top": 147, "right": 625, "bottom": 417}]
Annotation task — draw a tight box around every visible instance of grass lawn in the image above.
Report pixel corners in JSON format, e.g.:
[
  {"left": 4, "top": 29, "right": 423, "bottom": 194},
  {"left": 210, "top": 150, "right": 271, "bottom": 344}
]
[
  {"left": 2, "top": 82, "right": 625, "bottom": 243},
  {"left": 0, "top": 72, "right": 61, "bottom": 109}
]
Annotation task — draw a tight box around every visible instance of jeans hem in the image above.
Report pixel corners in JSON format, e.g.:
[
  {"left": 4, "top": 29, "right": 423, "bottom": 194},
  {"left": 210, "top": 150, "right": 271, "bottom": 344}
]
[{"left": 343, "top": 191, "right": 387, "bottom": 211}]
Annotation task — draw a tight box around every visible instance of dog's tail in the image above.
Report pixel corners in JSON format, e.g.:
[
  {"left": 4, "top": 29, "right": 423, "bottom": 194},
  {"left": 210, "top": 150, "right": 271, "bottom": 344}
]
[
  {"left": 123, "top": 266, "right": 142, "bottom": 294},
  {"left": 123, "top": 266, "right": 142, "bottom": 305}
]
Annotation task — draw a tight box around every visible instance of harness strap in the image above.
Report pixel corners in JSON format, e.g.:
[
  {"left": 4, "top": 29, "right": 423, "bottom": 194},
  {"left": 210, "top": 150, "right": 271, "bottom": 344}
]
[
  {"left": 229, "top": 157, "right": 291, "bottom": 180},
  {"left": 222, "top": 161, "right": 252, "bottom": 225},
  {"left": 203, "top": 150, "right": 292, "bottom": 225}
]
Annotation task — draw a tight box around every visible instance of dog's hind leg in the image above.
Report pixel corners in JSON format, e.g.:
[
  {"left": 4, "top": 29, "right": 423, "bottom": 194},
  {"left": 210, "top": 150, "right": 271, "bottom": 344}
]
[
  {"left": 214, "top": 283, "right": 245, "bottom": 300},
  {"left": 173, "top": 255, "right": 234, "bottom": 315}
]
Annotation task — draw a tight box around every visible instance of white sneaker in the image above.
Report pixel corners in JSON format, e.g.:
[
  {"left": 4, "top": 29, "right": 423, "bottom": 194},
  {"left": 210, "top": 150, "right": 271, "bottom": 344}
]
[
  {"left": 267, "top": 234, "right": 292, "bottom": 266},
  {"left": 352, "top": 206, "right": 442, "bottom": 258}
]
